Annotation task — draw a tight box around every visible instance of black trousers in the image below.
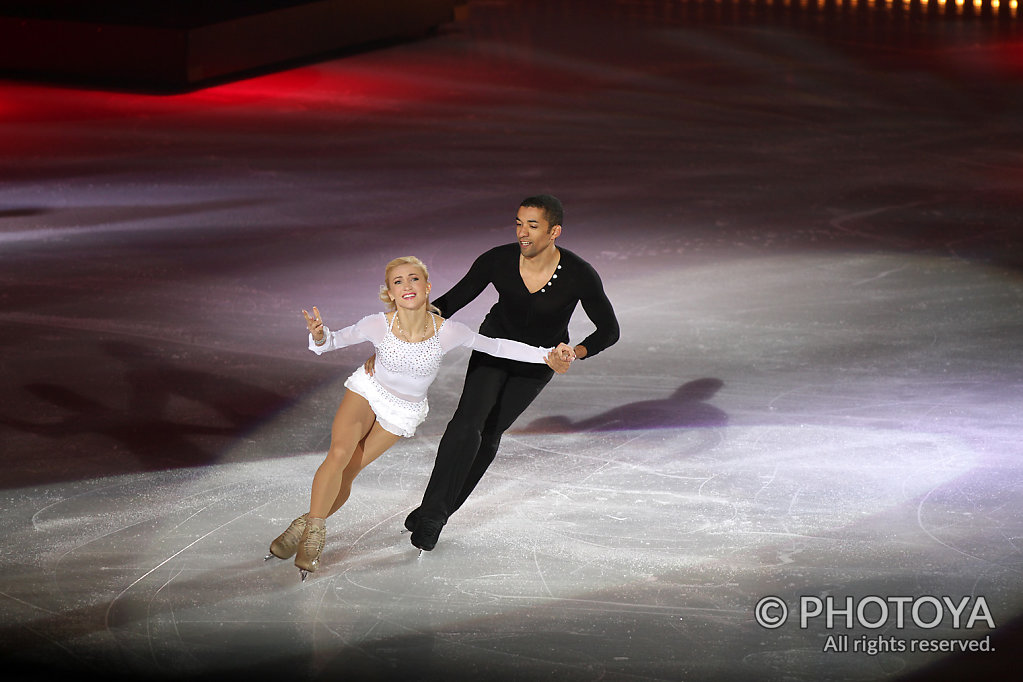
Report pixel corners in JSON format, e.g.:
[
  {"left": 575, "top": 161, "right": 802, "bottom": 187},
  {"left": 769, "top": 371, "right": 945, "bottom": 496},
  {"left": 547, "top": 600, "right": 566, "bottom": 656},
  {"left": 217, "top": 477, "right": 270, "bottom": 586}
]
[{"left": 418, "top": 351, "right": 553, "bottom": 522}]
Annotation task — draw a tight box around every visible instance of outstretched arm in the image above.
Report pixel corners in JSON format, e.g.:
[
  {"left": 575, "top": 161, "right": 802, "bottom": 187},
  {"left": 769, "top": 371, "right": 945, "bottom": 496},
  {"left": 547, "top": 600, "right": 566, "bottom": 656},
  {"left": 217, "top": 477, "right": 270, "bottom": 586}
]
[
  {"left": 304, "top": 311, "right": 383, "bottom": 355},
  {"left": 439, "top": 321, "right": 575, "bottom": 373}
]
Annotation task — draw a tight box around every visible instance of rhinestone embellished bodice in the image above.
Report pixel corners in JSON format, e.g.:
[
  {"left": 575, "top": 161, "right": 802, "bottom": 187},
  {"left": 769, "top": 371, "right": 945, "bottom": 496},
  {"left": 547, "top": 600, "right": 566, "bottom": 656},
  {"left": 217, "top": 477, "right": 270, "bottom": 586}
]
[{"left": 376, "top": 312, "right": 443, "bottom": 381}]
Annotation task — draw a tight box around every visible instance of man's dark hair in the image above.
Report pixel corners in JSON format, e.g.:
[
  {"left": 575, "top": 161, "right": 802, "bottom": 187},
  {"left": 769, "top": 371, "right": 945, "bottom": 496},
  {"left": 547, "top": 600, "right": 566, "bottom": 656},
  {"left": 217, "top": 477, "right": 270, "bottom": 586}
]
[{"left": 520, "top": 194, "right": 563, "bottom": 231}]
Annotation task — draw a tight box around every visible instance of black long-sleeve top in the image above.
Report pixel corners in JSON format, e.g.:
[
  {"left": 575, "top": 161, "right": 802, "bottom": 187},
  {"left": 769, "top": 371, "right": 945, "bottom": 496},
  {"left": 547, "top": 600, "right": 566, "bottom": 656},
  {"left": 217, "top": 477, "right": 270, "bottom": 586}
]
[{"left": 432, "top": 244, "right": 620, "bottom": 361}]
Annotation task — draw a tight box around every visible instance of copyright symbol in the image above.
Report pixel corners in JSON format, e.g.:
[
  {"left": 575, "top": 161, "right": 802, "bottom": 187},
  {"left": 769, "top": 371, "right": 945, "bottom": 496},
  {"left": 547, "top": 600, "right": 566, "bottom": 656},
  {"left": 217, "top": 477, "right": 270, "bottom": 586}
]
[{"left": 755, "top": 596, "right": 788, "bottom": 629}]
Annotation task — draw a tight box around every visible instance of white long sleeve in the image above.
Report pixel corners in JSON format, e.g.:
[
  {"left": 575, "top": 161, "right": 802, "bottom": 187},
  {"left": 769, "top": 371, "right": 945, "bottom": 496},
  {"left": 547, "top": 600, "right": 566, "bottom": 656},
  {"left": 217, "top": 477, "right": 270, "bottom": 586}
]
[
  {"left": 438, "top": 319, "right": 551, "bottom": 364},
  {"left": 308, "top": 313, "right": 386, "bottom": 355}
]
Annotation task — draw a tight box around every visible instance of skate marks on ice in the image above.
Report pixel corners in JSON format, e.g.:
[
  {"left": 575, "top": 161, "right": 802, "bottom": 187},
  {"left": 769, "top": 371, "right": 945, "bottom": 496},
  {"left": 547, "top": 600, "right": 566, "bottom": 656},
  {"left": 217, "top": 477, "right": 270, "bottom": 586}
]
[
  {"left": 0, "top": 416, "right": 1016, "bottom": 680},
  {"left": 1, "top": 459, "right": 322, "bottom": 678},
  {"left": 296, "top": 423, "right": 993, "bottom": 679}
]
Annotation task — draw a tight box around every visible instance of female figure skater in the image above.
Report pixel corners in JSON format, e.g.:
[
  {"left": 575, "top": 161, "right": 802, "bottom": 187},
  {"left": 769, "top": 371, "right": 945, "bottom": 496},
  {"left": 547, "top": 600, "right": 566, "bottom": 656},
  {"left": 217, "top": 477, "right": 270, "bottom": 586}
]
[{"left": 266, "top": 256, "right": 574, "bottom": 579}]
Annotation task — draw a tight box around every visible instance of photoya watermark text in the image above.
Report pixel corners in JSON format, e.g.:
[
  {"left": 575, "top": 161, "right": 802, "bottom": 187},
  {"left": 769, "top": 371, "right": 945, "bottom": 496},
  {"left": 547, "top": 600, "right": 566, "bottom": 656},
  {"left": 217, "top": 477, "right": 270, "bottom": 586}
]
[
  {"left": 821, "top": 633, "right": 995, "bottom": 655},
  {"left": 754, "top": 594, "right": 997, "bottom": 655},
  {"left": 754, "top": 595, "right": 996, "bottom": 630}
]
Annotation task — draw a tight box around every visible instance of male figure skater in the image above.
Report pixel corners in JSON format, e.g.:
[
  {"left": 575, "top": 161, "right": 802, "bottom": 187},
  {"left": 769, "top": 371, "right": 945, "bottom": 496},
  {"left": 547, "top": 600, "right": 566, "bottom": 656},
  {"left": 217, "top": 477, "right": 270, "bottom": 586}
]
[{"left": 400, "top": 194, "right": 620, "bottom": 551}]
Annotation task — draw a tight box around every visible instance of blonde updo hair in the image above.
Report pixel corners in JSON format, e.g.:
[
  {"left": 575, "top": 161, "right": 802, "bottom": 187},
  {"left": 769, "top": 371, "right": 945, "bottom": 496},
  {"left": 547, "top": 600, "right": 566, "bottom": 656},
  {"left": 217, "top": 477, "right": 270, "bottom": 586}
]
[{"left": 379, "top": 256, "right": 441, "bottom": 314}]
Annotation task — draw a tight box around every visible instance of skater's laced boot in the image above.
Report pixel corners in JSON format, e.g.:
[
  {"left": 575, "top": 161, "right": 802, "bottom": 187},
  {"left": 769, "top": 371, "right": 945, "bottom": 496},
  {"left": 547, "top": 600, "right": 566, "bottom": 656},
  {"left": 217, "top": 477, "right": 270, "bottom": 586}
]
[
  {"left": 403, "top": 508, "right": 421, "bottom": 533},
  {"left": 294, "top": 518, "right": 326, "bottom": 579},
  {"left": 410, "top": 517, "right": 444, "bottom": 552},
  {"left": 266, "top": 514, "right": 307, "bottom": 560}
]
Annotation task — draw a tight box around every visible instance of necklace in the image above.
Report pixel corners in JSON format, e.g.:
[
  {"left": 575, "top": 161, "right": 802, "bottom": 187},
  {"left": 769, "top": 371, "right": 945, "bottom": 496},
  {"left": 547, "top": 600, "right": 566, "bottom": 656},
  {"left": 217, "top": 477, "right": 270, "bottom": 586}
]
[{"left": 394, "top": 313, "right": 430, "bottom": 342}]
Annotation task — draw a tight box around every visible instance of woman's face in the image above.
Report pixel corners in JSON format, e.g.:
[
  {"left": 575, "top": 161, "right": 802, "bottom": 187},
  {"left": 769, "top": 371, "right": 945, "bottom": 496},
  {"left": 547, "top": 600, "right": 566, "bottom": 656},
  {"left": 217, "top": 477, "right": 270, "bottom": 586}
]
[{"left": 386, "top": 264, "right": 431, "bottom": 310}]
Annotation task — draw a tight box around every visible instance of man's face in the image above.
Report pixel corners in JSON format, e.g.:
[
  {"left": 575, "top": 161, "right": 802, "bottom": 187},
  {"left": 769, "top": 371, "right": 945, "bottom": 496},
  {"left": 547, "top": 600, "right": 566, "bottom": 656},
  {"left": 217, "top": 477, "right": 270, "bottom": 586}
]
[{"left": 516, "top": 206, "right": 559, "bottom": 258}]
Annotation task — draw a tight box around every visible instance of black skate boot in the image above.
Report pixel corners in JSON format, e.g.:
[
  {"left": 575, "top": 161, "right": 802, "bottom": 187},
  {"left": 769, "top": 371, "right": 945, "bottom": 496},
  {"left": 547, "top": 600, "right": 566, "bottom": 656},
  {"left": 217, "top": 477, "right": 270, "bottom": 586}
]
[{"left": 410, "top": 517, "right": 444, "bottom": 552}]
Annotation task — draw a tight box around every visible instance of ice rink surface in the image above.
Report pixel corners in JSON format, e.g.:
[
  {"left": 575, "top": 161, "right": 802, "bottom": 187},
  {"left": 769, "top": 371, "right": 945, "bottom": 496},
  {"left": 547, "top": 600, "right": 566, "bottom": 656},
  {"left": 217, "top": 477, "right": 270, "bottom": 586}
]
[{"left": 2, "top": 1, "right": 1022, "bottom": 680}]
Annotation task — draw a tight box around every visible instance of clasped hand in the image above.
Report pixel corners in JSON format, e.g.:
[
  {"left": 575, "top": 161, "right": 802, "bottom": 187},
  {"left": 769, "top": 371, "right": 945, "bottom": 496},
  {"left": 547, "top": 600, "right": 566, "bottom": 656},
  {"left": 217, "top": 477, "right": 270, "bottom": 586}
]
[{"left": 545, "top": 343, "right": 576, "bottom": 374}]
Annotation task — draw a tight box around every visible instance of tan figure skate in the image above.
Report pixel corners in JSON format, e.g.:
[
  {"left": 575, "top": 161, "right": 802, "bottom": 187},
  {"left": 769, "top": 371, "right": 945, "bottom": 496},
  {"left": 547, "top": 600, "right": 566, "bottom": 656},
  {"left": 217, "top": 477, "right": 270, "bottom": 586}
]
[{"left": 264, "top": 514, "right": 308, "bottom": 561}]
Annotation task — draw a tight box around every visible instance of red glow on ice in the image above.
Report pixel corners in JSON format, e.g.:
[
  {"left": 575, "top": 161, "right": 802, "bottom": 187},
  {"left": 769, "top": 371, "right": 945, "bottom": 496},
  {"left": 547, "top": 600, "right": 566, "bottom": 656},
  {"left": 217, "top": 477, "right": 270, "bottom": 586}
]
[
  {"left": 173, "top": 62, "right": 448, "bottom": 112},
  {"left": 0, "top": 57, "right": 465, "bottom": 158}
]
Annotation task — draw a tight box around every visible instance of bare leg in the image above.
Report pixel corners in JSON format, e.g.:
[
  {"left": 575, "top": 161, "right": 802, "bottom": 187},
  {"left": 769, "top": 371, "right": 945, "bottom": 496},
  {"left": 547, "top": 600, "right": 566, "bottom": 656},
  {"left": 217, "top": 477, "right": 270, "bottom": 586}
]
[
  {"left": 272, "top": 391, "right": 403, "bottom": 569},
  {"left": 308, "top": 390, "right": 388, "bottom": 518},
  {"left": 327, "top": 419, "right": 402, "bottom": 516},
  {"left": 295, "top": 391, "right": 402, "bottom": 577}
]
